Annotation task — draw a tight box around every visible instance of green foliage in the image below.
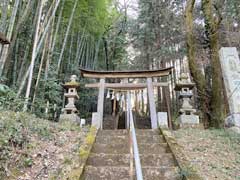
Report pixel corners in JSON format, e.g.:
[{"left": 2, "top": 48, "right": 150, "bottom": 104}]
[
  {"left": 72, "top": 0, "right": 118, "bottom": 36},
  {"left": 77, "top": 79, "right": 97, "bottom": 118},
  {"left": 130, "top": 0, "right": 185, "bottom": 69},
  {"left": 23, "top": 157, "right": 33, "bottom": 167},
  {"left": 60, "top": 0, "right": 119, "bottom": 43},
  {"left": 0, "top": 111, "right": 53, "bottom": 178},
  {"left": 43, "top": 68, "right": 62, "bottom": 106},
  {"left": 63, "top": 157, "right": 72, "bottom": 165},
  {"left": 0, "top": 87, "right": 24, "bottom": 111}
]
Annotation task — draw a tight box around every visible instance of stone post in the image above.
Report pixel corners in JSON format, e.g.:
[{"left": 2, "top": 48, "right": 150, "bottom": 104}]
[{"left": 219, "top": 47, "right": 240, "bottom": 127}]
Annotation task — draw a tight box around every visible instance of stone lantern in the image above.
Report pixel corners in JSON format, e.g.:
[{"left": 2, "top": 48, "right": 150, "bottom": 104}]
[
  {"left": 60, "top": 75, "right": 80, "bottom": 122},
  {"left": 175, "top": 73, "right": 199, "bottom": 126}
]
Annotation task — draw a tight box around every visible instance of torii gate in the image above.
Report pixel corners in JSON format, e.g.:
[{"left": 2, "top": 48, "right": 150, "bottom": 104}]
[{"left": 80, "top": 67, "right": 173, "bottom": 129}]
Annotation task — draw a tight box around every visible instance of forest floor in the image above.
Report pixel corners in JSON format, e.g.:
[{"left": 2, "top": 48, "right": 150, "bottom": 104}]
[
  {"left": 0, "top": 111, "right": 89, "bottom": 180},
  {"left": 174, "top": 128, "right": 240, "bottom": 180}
]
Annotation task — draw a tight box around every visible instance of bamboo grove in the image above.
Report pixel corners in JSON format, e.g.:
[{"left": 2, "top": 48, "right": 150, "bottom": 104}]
[{"left": 0, "top": 0, "right": 128, "bottom": 118}]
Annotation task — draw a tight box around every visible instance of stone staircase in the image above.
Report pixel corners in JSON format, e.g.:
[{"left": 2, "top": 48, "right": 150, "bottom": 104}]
[{"left": 80, "top": 129, "right": 181, "bottom": 180}]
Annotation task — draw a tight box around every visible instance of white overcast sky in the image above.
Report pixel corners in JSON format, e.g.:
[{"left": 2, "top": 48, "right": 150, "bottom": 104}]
[{"left": 118, "top": 0, "right": 139, "bottom": 18}]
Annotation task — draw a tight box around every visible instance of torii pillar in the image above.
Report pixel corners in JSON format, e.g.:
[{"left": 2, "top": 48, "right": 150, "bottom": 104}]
[
  {"left": 97, "top": 78, "right": 105, "bottom": 129},
  {"left": 147, "top": 77, "right": 158, "bottom": 129}
]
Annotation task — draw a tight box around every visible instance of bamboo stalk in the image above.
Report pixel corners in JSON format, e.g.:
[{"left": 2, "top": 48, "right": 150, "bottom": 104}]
[
  {"left": 57, "top": 0, "right": 78, "bottom": 73},
  {"left": 23, "top": 0, "right": 44, "bottom": 112}
]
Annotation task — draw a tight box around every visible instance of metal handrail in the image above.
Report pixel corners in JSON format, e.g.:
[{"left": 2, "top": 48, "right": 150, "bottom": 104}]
[{"left": 127, "top": 92, "right": 143, "bottom": 180}]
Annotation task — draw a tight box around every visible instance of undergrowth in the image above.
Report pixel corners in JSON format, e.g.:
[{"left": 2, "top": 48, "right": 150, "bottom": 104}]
[{"left": 0, "top": 110, "right": 81, "bottom": 179}]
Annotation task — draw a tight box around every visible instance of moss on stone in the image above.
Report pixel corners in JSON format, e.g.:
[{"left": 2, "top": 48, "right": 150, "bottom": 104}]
[
  {"left": 65, "top": 82, "right": 80, "bottom": 86},
  {"left": 66, "top": 167, "right": 83, "bottom": 180},
  {"left": 86, "top": 134, "right": 95, "bottom": 145},
  {"left": 79, "top": 147, "right": 88, "bottom": 159},
  {"left": 63, "top": 127, "right": 97, "bottom": 180}
]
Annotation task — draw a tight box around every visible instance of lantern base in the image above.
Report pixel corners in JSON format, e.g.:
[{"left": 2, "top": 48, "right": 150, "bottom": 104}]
[
  {"left": 178, "top": 114, "right": 199, "bottom": 125},
  {"left": 60, "top": 114, "right": 80, "bottom": 124}
]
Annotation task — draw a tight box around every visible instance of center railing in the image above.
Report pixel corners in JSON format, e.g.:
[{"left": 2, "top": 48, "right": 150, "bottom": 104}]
[{"left": 127, "top": 92, "right": 143, "bottom": 180}]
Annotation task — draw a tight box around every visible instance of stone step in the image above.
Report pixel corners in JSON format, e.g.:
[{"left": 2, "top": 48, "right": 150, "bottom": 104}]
[
  {"left": 81, "top": 166, "right": 180, "bottom": 180},
  {"left": 97, "top": 129, "right": 161, "bottom": 137},
  {"left": 98, "top": 130, "right": 129, "bottom": 136},
  {"left": 103, "top": 116, "right": 116, "bottom": 129},
  {"left": 81, "top": 166, "right": 130, "bottom": 180},
  {"left": 138, "top": 143, "right": 169, "bottom": 154},
  {"left": 87, "top": 153, "right": 176, "bottom": 167},
  {"left": 140, "top": 166, "right": 181, "bottom": 180},
  {"left": 92, "top": 143, "right": 129, "bottom": 154},
  {"left": 140, "top": 154, "right": 177, "bottom": 167},
  {"left": 136, "top": 135, "right": 165, "bottom": 144},
  {"left": 87, "top": 154, "right": 130, "bottom": 167},
  {"left": 96, "top": 134, "right": 165, "bottom": 144},
  {"left": 136, "top": 129, "right": 160, "bottom": 136},
  {"left": 92, "top": 142, "right": 168, "bottom": 154},
  {"left": 95, "top": 135, "right": 128, "bottom": 144}
]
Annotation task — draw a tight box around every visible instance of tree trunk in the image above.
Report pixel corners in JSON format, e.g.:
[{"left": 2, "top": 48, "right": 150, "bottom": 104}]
[
  {"left": 186, "top": 0, "right": 210, "bottom": 127},
  {"left": 0, "top": 0, "right": 20, "bottom": 76},
  {"left": 73, "top": 32, "right": 81, "bottom": 68},
  {"left": 0, "top": 0, "right": 9, "bottom": 56},
  {"left": 57, "top": 0, "right": 78, "bottom": 73},
  {"left": 17, "top": 66, "right": 30, "bottom": 98},
  {"left": 79, "top": 37, "right": 87, "bottom": 67},
  {"left": 67, "top": 31, "right": 74, "bottom": 72},
  {"left": 44, "top": 18, "right": 55, "bottom": 81},
  {"left": 76, "top": 30, "right": 86, "bottom": 67},
  {"left": 23, "top": 0, "right": 44, "bottom": 112},
  {"left": 93, "top": 36, "right": 101, "bottom": 69},
  {"left": 202, "top": 0, "right": 224, "bottom": 128},
  {"left": 0, "top": 0, "right": 9, "bottom": 32},
  {"left": 12, "top": 39, "right": 19, "bottom": 87},
  {"left": 50, "top": 0, "right": 65, "bottom": 60},
  {"left": 103, "top": 37, "right": 109, "bottom": 70},
  {"left": 3, "top": 0, "right": 33, "bottom": 75},
  {"left": 31, "top": 33, "right": 49, "bottom": 110},
  {"left": 35, "top": 0, "right": 61, "bottom": 60}
]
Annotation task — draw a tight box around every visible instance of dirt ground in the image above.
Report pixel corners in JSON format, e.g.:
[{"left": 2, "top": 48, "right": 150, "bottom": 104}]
[
  {"left": 0, "top": 110, "right": 89, "bottom": 180},
  {"left": 174, "top": 128, "right": 240, "bottom": 180},
  {"left": 16, "top": 128, "right": 87, "bottom": 180}
]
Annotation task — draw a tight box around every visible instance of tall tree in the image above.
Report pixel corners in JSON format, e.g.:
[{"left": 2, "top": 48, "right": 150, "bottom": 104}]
[
  {"left": 202, "top": 0, "right": 224, "bottom": 127},
  {"left": 185, "top": 0, "right": 210, "bottom": 126}
]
